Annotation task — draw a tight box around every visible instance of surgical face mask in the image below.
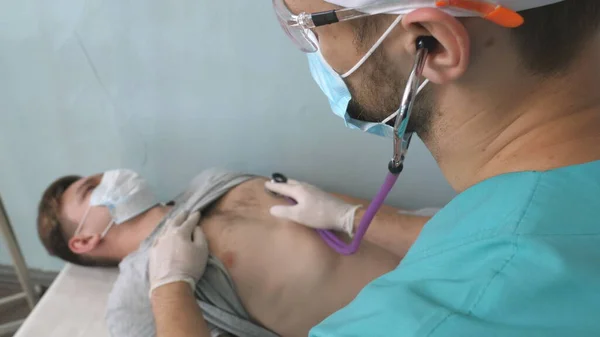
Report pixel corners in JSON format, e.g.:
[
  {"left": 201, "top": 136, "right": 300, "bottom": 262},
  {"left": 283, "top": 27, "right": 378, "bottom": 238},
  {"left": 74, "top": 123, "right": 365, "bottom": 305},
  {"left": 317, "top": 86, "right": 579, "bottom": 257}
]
[
  {"left": 307, "top": 15, "right": 428, "bottom": 138},
  {"left": 74, "top": 169, "right": 159, "bottom": 238}
]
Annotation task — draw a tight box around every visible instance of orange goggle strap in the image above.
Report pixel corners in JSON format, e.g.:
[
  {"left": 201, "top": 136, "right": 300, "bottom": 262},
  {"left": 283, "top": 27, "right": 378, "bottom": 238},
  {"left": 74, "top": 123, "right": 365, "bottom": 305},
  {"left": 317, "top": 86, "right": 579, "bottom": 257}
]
[{"left": 436, "top": 0, "right": 525, "bottom": 28}]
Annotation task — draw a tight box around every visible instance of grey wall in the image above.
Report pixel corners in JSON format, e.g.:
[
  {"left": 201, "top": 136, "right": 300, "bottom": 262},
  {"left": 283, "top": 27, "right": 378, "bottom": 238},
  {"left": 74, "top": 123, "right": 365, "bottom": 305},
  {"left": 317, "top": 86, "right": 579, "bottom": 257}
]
[{"left": 0, "top": 0, "right": 455, "bottom": 272}]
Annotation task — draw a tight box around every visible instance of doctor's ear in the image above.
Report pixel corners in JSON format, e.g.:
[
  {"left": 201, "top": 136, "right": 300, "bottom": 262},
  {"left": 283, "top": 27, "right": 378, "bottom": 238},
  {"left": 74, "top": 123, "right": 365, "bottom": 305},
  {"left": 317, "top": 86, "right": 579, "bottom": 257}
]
[
  {"left": 401, "top": 8, "right": 470, "bottom": 84},
  {"left": 68, "top": 234, "right": 102, "bottom": 254}
]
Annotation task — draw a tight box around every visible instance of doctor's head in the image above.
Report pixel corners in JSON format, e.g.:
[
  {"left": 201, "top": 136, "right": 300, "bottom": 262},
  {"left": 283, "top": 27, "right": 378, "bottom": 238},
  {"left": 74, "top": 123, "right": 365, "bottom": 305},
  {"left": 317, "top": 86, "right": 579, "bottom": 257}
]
[
  {"left": 37, "top": 169, "right": 160, "bottom": 267},
  {"left": 277, "top": 0, "right": 600, "bottom": 143}
]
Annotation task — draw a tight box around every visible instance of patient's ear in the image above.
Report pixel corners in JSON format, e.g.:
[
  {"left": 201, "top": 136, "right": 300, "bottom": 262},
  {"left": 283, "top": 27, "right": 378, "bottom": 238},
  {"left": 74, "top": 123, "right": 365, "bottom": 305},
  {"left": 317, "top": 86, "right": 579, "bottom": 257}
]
[{"left": 69, "top": 234, "right": 102, "bottom": 254}]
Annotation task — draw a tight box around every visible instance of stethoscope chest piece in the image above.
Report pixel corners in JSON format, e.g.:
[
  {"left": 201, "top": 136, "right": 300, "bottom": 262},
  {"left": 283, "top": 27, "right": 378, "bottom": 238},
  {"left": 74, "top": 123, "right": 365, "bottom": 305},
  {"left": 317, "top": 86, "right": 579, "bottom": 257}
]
[
  {"left": 271, "top": 173, "right": 287, "bottom": 184},
  {"left": 266, "top": 172, "right": 289, "bottom": 199}
]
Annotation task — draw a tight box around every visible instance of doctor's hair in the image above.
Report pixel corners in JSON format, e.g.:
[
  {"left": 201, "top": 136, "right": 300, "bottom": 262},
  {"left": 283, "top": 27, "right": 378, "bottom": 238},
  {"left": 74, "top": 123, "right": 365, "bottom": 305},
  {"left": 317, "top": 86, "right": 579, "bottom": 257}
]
[
  {"left": 352, "top": 0, "right": 600, "bottom": 76},
  {"left": 37, "top": 175, "right": 119, "bottom": 267},
  {"left": 511, "top": 0, "right": 600, "bottom": 76}
]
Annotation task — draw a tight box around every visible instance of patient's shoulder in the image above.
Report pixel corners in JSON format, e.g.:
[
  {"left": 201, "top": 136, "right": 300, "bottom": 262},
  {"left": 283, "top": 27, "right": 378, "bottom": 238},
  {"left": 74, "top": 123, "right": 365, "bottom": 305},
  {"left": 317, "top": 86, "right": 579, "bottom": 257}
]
[
  {"left": 106, "top": 252, "right": 155, "bottom": 335},
  {"left": 107, "top": 252, "right": 150, "bottom": 310}
]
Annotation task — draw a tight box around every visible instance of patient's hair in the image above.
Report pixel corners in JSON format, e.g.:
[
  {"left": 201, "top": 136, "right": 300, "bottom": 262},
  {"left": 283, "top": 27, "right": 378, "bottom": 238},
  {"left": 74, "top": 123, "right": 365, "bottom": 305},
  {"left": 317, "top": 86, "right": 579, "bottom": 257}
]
[{"left": 37, "top": 175, "right": 118, "bottom": 267}]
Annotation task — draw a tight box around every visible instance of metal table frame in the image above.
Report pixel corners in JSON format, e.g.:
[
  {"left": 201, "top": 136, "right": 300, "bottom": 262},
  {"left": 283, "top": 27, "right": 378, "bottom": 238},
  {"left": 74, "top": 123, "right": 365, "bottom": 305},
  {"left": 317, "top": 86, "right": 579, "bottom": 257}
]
[{"left": 0, "top": 196, "right": 37, "bottom": 335}]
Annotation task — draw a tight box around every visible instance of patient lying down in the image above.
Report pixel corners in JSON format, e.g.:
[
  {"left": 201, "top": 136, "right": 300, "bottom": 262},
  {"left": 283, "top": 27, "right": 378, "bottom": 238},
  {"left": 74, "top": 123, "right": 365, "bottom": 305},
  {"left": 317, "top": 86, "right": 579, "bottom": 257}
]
[{"left": 37, "top": 168, "right": 430, "bottom": 337}]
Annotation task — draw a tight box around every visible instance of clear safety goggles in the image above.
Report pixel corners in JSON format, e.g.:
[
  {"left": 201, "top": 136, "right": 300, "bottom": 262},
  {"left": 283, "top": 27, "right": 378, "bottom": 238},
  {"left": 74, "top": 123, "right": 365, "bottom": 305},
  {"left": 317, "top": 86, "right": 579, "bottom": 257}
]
[
  {"left": 272, "top": 0, "right": 524, "bottom": 53},
  {"left": 273, "top": 0, "right": 374, "bottom": 53}
]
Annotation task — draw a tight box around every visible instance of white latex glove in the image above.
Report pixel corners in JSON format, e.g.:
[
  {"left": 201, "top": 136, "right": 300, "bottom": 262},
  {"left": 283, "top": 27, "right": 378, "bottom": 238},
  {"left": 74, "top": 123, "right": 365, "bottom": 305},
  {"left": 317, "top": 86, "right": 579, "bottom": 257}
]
[
  {"left": 148, "top": 211, "right": 209, "bottom": 297},
  {"left": 264, "top": 179, "right": 361, "bottom": 236}
]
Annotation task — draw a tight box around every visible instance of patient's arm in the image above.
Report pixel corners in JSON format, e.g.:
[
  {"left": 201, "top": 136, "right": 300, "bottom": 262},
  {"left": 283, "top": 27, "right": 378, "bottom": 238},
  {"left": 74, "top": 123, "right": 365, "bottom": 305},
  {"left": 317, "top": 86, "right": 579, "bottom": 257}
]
[
  {"left": 151, "top": 282, "right": 211, "bottom": 337},
  {"left": 332, "top": 193, "right": 430, "bottom": 257}
]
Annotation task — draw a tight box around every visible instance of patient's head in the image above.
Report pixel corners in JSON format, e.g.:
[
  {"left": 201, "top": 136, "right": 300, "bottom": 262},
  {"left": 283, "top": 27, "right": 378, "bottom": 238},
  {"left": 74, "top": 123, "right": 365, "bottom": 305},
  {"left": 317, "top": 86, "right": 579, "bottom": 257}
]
[{"left": 37, "top": 170, "right": 168, "bottom": 267}]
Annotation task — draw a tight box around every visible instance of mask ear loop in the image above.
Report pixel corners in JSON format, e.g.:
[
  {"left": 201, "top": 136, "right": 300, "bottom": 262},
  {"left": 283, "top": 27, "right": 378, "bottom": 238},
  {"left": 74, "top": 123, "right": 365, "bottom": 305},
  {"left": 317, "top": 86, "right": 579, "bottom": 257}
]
[
  {"left": 75, "top": 205, "right": 114, "bottom": 239},
  {"left": 380, "top": 79, "right": 429, "bottom": 125},
  {"left": 341, "top": 14, "right": 403, "bottom": 79},
  {"left": 73, "top": 206, "right": 92, "bottom": 237},
  {"left": 76, "top": 175, "right": 109, "bottom": 239},
  {"left": 100, "top": 220, "right": 114, "bottom": 239}
]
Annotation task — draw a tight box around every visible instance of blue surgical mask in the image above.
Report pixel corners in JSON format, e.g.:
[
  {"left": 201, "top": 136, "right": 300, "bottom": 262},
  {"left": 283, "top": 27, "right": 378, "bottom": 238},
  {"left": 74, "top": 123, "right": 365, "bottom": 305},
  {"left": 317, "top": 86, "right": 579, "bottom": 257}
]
[
  {"left": 74, "top": 169, "right": 159, "bottom": 238},
  {"left": 307, "top": 15, "right": 428, "bottom": 138}
]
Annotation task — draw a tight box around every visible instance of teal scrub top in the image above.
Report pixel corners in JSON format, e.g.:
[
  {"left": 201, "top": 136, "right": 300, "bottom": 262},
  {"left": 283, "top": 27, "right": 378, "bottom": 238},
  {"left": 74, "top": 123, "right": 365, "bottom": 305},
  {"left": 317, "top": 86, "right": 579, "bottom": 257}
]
[{"left": 310, "top": 160, "right": 600, "bottom": 337}]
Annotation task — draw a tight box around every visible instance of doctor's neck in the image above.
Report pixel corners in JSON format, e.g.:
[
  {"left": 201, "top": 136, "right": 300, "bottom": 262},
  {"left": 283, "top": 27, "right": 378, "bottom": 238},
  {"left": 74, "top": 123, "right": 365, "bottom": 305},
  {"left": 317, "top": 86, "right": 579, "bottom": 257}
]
[
  {"left": 427, "top": 35, "right": 600, "bottom": 192},
  {"left": 100, "top": 204, "right": 173, "bottom": 261}
]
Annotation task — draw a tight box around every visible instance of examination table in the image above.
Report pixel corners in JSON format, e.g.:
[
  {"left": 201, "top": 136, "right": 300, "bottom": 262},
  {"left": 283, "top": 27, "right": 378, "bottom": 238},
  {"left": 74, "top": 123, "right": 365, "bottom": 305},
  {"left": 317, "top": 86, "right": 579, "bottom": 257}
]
[{"left": 14, "top": 263, "right": 118, "bottom": 337}]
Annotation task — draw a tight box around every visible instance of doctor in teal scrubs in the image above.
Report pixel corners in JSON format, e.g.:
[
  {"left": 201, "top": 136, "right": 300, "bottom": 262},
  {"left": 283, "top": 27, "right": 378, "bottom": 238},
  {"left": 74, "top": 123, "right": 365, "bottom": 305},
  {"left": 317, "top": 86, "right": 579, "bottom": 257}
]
[
  {"left": 264, "top": 0, "right": 600, "bottom": 336},
  {"left": 149, "top": 0, "right": 600, "bottom": 336}
]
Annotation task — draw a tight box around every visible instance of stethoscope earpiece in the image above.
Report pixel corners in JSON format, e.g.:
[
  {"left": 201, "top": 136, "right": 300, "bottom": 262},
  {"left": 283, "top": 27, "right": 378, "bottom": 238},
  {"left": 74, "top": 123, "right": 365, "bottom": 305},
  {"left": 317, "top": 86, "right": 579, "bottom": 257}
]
[{"left": 416, "top": 36, "right": 438, "bottom": 52}]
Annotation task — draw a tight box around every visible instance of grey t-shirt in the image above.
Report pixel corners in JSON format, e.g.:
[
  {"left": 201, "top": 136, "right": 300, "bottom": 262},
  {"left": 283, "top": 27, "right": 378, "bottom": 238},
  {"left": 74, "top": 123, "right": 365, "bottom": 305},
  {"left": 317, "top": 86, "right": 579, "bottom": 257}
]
[{"left": 105, "top": 168, "right": 279, "bottom": 337}]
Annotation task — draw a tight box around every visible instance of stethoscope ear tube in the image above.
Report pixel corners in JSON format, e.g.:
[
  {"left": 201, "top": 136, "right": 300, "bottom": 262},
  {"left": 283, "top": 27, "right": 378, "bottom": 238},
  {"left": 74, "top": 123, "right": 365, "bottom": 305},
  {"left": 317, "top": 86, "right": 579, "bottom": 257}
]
[
  {"left": 320, "top": 36, "right": 438, "bottom": 255},
  {"left": 390, "top": 36, "right": 436, "bottom": 171},
  {"left": 267, "top": 37, "right": 438, "bottom": 255}
]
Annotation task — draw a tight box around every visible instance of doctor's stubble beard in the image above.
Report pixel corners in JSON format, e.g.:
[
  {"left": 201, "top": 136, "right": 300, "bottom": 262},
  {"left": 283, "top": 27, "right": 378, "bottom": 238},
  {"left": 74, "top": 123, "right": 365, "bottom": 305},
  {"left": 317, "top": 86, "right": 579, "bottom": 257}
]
[{"left": 346, "top": 48, "right": 436, "bottom": 141}]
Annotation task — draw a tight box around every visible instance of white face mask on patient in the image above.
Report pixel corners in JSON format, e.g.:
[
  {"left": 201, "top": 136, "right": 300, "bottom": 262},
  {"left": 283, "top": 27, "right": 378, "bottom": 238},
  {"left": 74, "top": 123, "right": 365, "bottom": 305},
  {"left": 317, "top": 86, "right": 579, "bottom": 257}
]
[{"left": 74, "top": 169, "right": 159, "bottom": 238}]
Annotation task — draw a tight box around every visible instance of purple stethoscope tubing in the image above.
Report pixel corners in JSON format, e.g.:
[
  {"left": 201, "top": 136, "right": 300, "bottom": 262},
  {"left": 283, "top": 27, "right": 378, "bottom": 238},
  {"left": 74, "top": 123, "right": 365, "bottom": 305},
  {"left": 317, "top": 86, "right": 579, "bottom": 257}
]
[
  {"left": 317, "top": 37, "right": 434, "bottom": 255},
  {"left": 316, "top": 172, "right": 399, "bottom": 255},
  {"left": 277, "top": 170, "right": 400, "bottom": 256}
]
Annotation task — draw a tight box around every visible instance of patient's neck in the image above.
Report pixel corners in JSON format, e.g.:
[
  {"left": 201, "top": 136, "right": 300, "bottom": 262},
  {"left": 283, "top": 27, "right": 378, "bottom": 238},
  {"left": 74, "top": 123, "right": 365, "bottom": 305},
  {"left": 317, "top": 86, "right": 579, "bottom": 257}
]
[{"left": 107, "top": 205, "right": 173, "bottom": 261}]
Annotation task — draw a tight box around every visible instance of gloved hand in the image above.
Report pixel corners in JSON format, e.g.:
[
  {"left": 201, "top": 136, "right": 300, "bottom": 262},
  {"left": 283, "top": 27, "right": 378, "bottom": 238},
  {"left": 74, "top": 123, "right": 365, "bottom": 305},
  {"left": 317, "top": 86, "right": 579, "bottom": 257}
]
[
  {"left": 148, "top": 211, "right": 209, "bottom": 297},
  {"left": 265, "top": 179, "right": 361, "bottom": 236}
]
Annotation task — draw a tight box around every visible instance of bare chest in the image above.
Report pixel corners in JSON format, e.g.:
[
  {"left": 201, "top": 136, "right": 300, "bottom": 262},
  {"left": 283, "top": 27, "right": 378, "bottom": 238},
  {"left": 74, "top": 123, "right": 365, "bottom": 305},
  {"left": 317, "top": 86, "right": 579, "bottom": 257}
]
[{"left": 199, "top": 178, "right": 341, "bottom": 333}]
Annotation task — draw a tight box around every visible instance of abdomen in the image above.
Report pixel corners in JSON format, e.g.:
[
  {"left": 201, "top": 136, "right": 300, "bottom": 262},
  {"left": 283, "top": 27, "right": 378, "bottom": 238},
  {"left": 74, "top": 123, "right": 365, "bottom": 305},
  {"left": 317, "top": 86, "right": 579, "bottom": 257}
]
[{"left": 199, "top": 178, "right": 342, "bottom": 330}]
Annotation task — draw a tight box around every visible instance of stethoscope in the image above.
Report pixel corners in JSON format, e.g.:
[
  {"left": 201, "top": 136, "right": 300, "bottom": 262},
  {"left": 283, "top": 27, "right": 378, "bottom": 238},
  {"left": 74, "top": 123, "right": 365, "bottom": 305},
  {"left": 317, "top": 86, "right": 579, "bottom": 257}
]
[{"left": 268, "top": 36, "right": 437, "bottom": 255}]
